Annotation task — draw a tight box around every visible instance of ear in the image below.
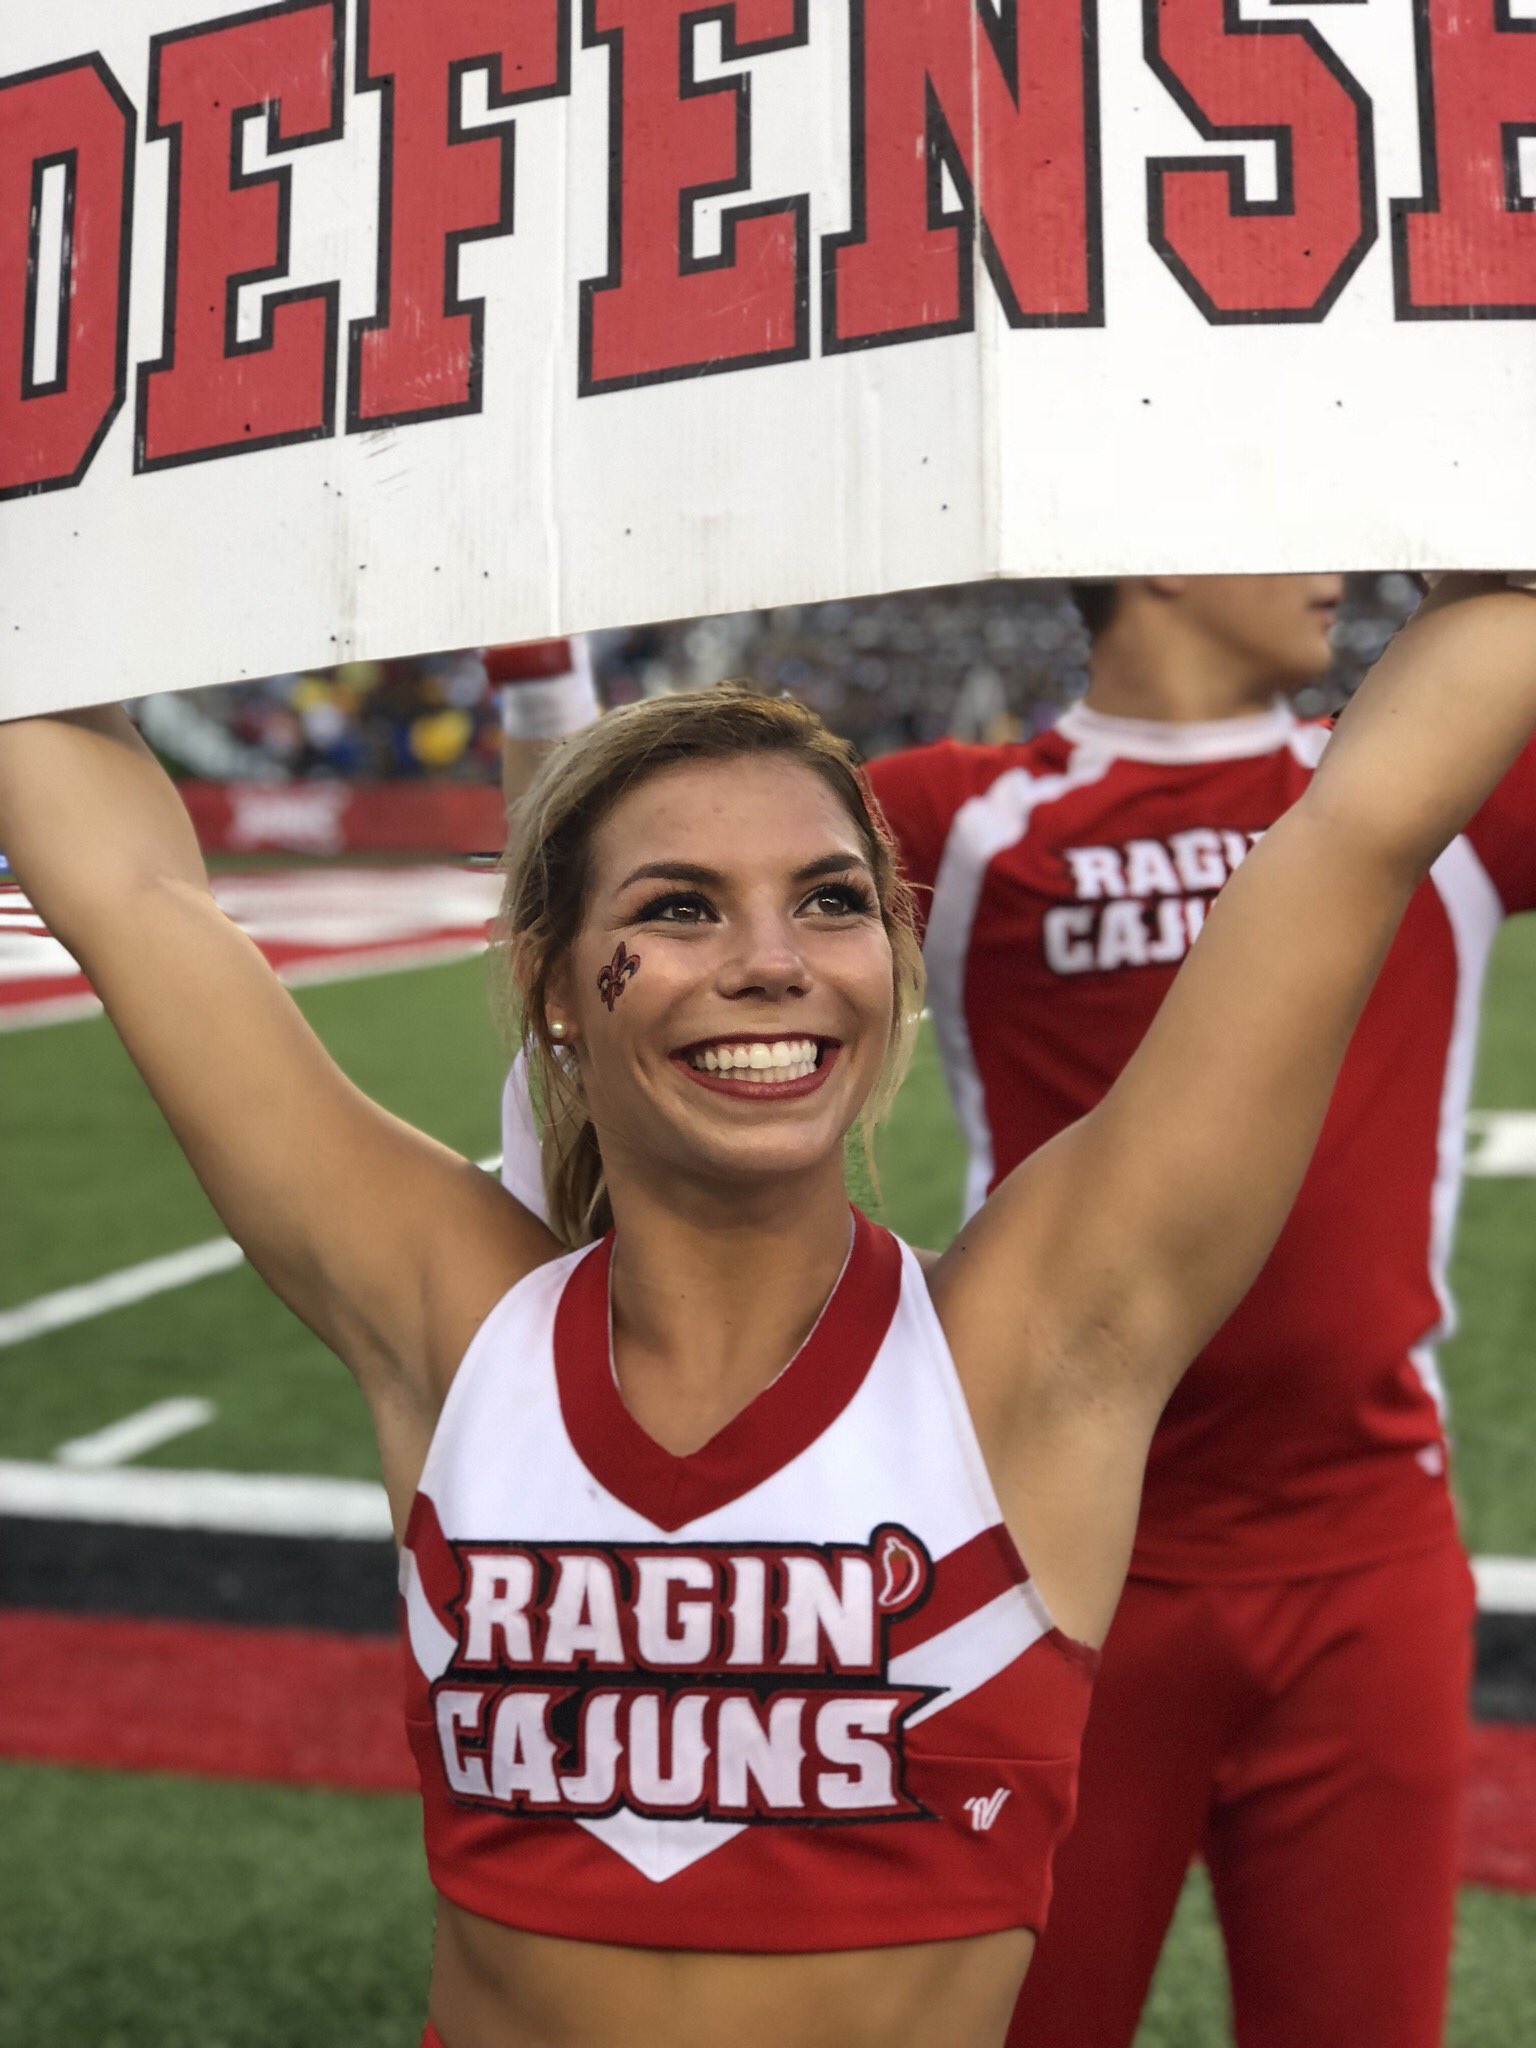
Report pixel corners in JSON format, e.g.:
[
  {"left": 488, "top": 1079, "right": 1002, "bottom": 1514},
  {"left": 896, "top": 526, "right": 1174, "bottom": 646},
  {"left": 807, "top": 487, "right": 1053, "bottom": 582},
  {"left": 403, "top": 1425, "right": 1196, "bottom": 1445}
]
[{"left": 544, "top": 955, "right": 576, "bottom": 1031}]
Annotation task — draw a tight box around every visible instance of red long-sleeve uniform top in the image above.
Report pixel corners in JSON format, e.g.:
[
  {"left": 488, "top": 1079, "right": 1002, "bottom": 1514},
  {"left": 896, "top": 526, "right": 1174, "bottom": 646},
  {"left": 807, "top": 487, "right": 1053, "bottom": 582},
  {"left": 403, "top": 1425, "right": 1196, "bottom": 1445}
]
[{"left": 867, "top": 701, "right": 1536, "bottom": 1581}]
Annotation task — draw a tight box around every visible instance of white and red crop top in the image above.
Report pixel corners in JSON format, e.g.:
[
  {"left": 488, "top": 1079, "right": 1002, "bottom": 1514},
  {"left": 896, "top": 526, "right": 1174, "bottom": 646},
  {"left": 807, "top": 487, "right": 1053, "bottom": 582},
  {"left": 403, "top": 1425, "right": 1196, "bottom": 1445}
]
[{"left": 399, "top": 1209, "right": 1096, "bottom": 1952}]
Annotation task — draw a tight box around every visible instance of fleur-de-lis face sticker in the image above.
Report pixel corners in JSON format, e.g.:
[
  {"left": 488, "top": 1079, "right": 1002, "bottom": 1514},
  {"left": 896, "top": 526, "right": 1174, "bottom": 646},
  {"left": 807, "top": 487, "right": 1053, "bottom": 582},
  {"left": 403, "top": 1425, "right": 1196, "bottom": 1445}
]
[{"left": 597, "top": 941, "right": 640, "bottom": 1012}]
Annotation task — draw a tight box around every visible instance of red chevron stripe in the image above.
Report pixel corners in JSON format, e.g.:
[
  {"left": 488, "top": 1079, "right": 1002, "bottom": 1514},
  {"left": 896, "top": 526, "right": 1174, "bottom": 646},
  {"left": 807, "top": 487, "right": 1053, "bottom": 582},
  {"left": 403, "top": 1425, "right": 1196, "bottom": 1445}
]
[
  {"left": 404, "top": 1492, "right": 460, "bottom": 1631},
  {"left": 890, "top": 1523, "right": 1029, "bottom": 1656}
]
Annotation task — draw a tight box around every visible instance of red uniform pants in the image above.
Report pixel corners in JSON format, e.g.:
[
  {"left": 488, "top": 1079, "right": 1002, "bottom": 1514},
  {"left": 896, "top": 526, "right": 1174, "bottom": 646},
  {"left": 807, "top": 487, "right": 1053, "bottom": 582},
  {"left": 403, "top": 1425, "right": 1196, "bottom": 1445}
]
[{"left": 1008, "top": 1540, "right": 1475, "bottom": 2048}]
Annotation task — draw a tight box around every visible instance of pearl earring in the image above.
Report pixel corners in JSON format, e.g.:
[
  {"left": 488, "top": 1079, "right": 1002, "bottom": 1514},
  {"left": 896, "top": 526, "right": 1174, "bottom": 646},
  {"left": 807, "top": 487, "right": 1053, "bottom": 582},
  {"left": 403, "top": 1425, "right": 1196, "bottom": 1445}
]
[{"left": 549, "top": 1017, "right": 568, "bottom": 1043}]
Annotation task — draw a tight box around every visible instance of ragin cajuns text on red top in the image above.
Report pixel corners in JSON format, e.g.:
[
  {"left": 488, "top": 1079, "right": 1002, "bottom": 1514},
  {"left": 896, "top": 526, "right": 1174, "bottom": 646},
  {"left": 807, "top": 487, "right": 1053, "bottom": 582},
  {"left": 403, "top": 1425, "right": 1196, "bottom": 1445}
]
[{"left": 398, "top": 1211, "right": 1097, "bottom": 1951}]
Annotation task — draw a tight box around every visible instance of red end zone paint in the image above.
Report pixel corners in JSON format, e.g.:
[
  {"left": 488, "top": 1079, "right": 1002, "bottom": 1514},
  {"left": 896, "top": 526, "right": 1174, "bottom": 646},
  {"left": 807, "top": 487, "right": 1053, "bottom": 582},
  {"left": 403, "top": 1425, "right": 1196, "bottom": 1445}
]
[
  {"left": 0, "top": 860, "right": 502, "bottom": 1027},
  {"left": 3, "top": 1607, "right": 1534, "bottom": 1895},
  {"left": 0, "top": 1610, "right": 414, "bottom": 1792},
  {"left": 1464, "top": 1721, "right": 1536, "bottom": 1895}
]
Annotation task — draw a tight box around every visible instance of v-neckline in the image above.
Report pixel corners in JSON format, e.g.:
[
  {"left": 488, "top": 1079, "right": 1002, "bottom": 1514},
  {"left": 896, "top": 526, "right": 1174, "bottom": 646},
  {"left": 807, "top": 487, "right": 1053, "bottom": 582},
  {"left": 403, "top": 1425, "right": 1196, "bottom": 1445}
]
[{"left": 552, "top": 1209, "right": 903, "bottom": 1531}]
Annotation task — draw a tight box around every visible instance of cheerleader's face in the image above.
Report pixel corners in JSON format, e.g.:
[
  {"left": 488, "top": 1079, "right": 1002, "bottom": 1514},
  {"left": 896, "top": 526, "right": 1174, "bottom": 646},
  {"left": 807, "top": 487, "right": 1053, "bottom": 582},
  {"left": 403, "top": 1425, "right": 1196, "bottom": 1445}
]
[
  {"left": 1168, "top": 573, "right": 1343, "bottom": 688},
  {"left": 554, "top": 755, "right": 894, "bottom": 1193}
]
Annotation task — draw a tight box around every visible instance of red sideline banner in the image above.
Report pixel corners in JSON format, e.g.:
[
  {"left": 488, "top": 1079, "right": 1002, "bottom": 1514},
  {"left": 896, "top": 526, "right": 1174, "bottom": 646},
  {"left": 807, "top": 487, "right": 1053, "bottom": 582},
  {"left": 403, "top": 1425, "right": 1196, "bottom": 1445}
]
[
  {"left": 4, "top": 3, "right": 1536, "bottom": 718},
  {"left": 178, "top": 778, "right": 504, "bottom": 855}
]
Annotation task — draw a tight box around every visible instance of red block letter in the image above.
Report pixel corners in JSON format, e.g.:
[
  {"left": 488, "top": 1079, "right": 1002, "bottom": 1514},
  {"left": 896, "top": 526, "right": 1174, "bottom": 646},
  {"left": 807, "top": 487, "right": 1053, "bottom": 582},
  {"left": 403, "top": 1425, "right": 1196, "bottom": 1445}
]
[
  {"left": 1394, "top": 0, "right": 1536, "bottom": 315},
  {"left": 580, "top": 0, "right": 809, "bottom": 392},
  {"left": 0, "top": 58, "right": 134, "bottom": 499},
  {"left": 1145, "top": 0, "right": 1375, "bottom": 322},
  {"left": 348, "top": 0, "right": 569, "bottom": 430},
  {"left": 136, "top": 0, "right": 342, "bottom": 471},
  {"left": 824, "top": 0, "right": 1099, "bottom": 352}
]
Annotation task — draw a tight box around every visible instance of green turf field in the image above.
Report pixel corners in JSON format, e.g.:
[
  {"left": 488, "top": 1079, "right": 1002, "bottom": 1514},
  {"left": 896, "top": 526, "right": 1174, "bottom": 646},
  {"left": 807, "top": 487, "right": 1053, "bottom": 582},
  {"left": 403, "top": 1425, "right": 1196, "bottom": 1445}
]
[
  {"left": 1, "top": 1762, "right": 1531, "bottom": 2048},
  {"left": 2, "top": 921, "right": 1535, "bottom": 2044},
  {"left": 4, "top": 927, "right": 1535, "bottom": 1551}
]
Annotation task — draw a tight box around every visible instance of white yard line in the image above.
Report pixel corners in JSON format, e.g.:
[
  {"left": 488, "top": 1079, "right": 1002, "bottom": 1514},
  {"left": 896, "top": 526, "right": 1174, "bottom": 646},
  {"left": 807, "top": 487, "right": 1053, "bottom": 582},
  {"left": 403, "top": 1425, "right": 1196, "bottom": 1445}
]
[
  {"left": 1, "top": 1454, "right": 1534, "bottom": 1614},
  {"left": 0, "top": 991, "right": 105, "bottom": 1031},
  {"left": 0, "top": 1156, "right": 501, "bottom": 1351},
  {"left": 0, "top": 1459, "right": 392, "bottom": 1539},
  {"left": 0, "top": 935, "right": 487, "bottom": 1035},
  {"left": 55, "top": 1397, "right": 217, "bottom": 1470},
  {"left": 0, "top": 1116, "right": 1531, "bottom": 1358},
  {"left": 275, "top": 936, "right": 486, "bottom": 990},
  {"left": 1465, "top": 1111, "right": 1536, "bottom": 1178},
  {"left": 0, "top": 1239, "right": 245, "bottom": 1349},
  {"left": 1471, "top": 1556, "right": 1536, "bottom": 1616}
]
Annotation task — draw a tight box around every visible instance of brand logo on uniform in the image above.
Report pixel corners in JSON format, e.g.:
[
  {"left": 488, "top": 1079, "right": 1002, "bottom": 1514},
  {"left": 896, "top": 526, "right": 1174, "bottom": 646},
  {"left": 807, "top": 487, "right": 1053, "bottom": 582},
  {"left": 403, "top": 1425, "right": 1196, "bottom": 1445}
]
[
  {"left": 430, "top": 1525, "right": 937, "bottom": 1825},
  {"left": 963, "top": 1788, "right": 1011, "bottom": 1833}
]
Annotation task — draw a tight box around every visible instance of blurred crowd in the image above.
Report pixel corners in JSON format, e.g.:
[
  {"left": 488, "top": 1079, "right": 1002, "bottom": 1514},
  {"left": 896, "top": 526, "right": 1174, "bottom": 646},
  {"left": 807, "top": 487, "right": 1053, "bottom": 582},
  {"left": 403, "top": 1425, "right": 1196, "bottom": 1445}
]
[
  {"left": 139, "top": 575, "right": 1422, "bottom": 781},
  {"left": 134, "top": 647, "right": 499, "bottom": 785}
]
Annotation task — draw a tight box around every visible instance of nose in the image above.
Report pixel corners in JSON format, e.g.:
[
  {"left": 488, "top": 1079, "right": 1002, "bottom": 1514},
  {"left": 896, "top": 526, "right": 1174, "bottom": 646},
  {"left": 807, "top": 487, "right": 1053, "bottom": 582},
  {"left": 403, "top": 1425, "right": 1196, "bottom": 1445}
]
[{"left": 718, "top": 905, "right": 810, "bottom": 1005}]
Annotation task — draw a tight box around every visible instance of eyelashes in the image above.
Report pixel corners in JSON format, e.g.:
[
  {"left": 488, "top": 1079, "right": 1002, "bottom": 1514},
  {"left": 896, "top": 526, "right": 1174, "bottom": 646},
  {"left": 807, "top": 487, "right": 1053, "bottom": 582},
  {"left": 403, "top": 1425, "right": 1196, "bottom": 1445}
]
[
  {"left": 630, "top": 881, "right": 876, "bottom": 924},
  {"left": 809, "top": 881, "right": 878, "bottom": 917},
  {"left": 632, "top": 890, "right": 713, "bottom": 924}
]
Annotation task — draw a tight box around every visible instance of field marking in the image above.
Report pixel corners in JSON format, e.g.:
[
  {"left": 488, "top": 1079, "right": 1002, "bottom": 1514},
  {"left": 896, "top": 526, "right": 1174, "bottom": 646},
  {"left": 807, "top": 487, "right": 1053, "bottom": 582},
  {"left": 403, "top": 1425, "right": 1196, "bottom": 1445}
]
[
  {"left": 4, "top": 1120, "right": 1531, "bottom": 1353},
  {"left": 275, "top": 936, "right": 485, "bottom": 989},
  {"left": 2, "top": 1454, "right": 1534, "bottom": 1614},
  {"left": 0, "top": 1155, "right": 501, "bottom": 1351},
  {"left": 0, "top": 1459, "right": 392, "bottom": 1539},
  {"left": 55, "top": 1398, "right": 216, "bottom": 1470},
  {"left": 0, "top": 935, "right": 488, "bottom": 1034},
  {"left": 0, "top": 1240, "right": 245, "bottom": 1349},
  {"left": 0, "top": 1104, "right": 1530, "bottom": 1354},
  {"left": 0, "top": 991, "right": 105, "bottom": 1031},
  {"left": 1473, "top": 1557, "right": 1536, "bottom": 1616},
  {"left": 1465, "top": 1112, "right": 1536, "bottom": 1178}
]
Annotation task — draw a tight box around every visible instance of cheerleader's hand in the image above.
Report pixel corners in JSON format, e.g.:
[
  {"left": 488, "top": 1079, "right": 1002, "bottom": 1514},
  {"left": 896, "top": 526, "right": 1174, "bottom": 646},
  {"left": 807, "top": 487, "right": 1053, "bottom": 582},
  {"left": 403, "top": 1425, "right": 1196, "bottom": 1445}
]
[{"left": 1420, "top": 572, "right": 1536, "bottom": 596}]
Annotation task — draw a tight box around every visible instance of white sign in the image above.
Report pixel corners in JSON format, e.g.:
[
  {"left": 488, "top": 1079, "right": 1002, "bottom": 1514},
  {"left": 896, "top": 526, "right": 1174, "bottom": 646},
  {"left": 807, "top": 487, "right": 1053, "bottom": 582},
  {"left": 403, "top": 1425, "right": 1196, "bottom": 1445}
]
[{"left": 3, "top": 0, "right": 1535, "bottom": 718}]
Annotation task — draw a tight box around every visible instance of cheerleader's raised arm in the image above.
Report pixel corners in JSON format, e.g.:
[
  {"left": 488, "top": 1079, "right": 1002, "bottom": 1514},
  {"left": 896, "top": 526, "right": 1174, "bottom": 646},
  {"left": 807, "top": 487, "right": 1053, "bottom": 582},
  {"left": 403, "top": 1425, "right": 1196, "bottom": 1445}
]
[{"left": 936, "top": 575, "right": 1536, "bottom": 1644}]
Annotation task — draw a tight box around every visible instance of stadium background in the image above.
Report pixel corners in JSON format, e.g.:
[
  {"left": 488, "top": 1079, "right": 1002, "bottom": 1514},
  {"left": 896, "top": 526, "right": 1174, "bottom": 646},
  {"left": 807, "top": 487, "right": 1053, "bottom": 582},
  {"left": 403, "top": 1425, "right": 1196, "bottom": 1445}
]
[
  {"left": 2, "top": 576, "right": 1533, "bottom": 2044},
  {"left": 114, "top": 572, "right": 1424, "bottom": 791}
]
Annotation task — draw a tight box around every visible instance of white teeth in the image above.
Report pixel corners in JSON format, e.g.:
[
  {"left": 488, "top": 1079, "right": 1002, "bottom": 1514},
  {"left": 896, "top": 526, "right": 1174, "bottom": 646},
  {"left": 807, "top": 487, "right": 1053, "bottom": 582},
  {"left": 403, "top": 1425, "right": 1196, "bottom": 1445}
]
[{"left": 687, "top": 1037, "right": 822, "bottom": 1082}]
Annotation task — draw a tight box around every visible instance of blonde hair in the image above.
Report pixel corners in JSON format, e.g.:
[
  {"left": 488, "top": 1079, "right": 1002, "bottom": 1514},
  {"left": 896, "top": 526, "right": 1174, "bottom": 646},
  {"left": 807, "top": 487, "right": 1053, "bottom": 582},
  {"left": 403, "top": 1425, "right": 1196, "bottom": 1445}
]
[{"left": 497, "top": 682, "right": 924, "bottom": 1247}]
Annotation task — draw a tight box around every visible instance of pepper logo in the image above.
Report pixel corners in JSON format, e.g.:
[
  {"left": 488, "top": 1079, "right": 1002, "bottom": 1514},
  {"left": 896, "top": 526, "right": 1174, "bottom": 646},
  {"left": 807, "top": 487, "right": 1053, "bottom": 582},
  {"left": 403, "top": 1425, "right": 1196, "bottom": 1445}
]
[{"left": 877, "top": 1529, "right": 926, "bottom": 1610}]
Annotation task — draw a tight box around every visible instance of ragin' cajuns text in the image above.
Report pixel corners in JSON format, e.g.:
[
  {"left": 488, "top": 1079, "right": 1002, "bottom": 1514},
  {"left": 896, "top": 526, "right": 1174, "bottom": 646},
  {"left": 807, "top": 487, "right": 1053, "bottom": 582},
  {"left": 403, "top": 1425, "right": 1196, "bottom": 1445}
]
[{"left": 427, "top": 1525, "right": 938, "bottom": 1823}]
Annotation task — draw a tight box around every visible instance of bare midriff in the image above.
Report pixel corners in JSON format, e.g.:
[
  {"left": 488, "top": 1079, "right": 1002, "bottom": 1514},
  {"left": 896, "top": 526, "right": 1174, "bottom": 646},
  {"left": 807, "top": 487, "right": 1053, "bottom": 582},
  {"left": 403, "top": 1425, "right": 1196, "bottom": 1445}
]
[{"left": 428, "top": 1895, "right": 1034, "bottom": 2048}]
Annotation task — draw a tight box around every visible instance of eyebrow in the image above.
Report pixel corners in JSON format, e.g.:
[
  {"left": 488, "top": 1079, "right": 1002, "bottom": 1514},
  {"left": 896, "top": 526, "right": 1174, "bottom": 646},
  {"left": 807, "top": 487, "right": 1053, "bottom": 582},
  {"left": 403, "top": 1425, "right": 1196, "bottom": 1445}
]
[{"left": 615, "top": 852, "right": 873, "bottom": 893}]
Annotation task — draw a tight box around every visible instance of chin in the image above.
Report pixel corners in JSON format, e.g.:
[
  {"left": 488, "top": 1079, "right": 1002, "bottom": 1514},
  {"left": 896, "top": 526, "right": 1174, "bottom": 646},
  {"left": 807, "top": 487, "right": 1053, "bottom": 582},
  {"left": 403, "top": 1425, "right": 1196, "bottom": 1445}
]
[
  {"left": 1277, "top": 641, "right": 1334, "bottom": 686},
  {"left": 1307, "top": 625, "right": 1339, "bottom": 670},
  {"left": 658, "top": 1061, "right": 871, "bottom": 1186},
  {"left": 682, "top": 1119, "right": 847, "bottom": 1188}
]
